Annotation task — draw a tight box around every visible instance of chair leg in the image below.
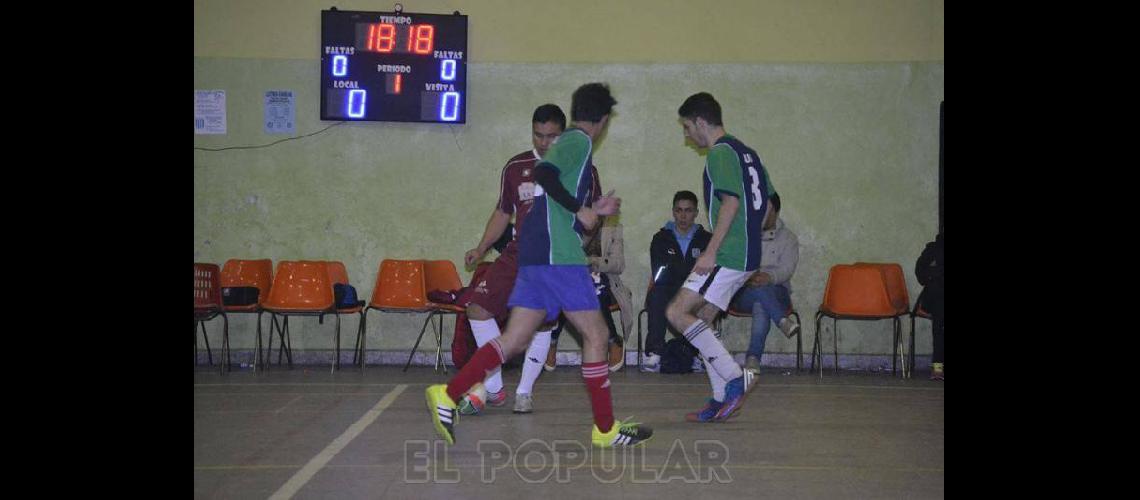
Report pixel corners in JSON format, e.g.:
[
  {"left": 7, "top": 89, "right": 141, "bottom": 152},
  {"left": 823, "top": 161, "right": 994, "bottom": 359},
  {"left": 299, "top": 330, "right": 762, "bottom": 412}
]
[
  {"left": 255, "top": 311, "right": 264, "bottom": 372},
  {"left": 201, "top": 321, "right": 213, "bottom": 365},
  {"left": 907, "top": 316, "right": 916, "bottom": 380},
  {"left": 892, "top": 317, "right": 899, "bottom": 376},
  {"left": 792, "top": 312, "right": 802, "bottom": 372},
  {"left": 637, "top": 309, "right": 647, "bottom": 368},
  {"left": 281, "top": 316, "right": 294, "bottom": 369},
  {"left": 194, "top": 320, "right": 199, "bottom": 366},
  {"left": 404, "top": 313, "right": 436, "bottom": 372},
  {"left": 833, "top": 320, "right": 839, "bottom": 375},
  {"left": 332, "top": 313, "right": 341, "bottom": 373},
  {"left": 434, "top": 314, "right": 445, "bottom": 373},
  {"left": 813, "top": 312, "right": 824, "bottom": 378},
  {"left": 357, "top": 311, "right": 367, "bottom": 371},
  {"left": 220, "top": 313, "right": 230, "bottom": 375}
]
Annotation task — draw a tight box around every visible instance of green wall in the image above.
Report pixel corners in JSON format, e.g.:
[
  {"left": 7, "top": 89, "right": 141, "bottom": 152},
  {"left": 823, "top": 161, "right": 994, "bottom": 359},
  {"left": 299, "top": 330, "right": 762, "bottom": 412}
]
[{"left": 194, "top": 1, "right": 944, "bottom": 363}]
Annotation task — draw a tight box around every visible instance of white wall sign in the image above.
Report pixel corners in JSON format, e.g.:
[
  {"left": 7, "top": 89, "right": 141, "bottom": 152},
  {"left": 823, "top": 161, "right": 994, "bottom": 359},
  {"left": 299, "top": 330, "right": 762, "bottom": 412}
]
[
  {"left": 264, "top": 90, "right": 296, "bottom": 135},
  {"left": 194, "top": 90, "right": 227, "bottom": 135}
]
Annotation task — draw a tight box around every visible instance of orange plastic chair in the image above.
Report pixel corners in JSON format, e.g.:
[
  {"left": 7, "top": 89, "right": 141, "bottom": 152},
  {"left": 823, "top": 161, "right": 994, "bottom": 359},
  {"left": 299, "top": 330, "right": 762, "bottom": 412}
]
[
  {"left": 220, "top": 259, "right": 273, "bottom": 371},
  {"left": 717, "top": 302, "right": 804, "bottom": 371},
  {"left": 856, "top": 262, "right": 913, "bottom": 377},
  {"left": 194, "top": 263, "right": 229, "bottom": 373},
  {"left": 262, "top": 261, "right": 341, "bottom": 372},
  {"left": 400, "top": 259, "right": 467, "bottom": 372},
  {"left": 362, "top": 259, "right": 433, "bottom": 370},
  {"left": 812, "top": 263, "right": 910, "bottom": 377}
]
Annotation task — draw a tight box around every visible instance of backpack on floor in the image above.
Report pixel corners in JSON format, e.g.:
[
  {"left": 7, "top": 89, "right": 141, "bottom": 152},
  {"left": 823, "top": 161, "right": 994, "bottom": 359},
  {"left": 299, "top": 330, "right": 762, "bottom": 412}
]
[{"left": 660, "top": 337, "right": 698, "bottom": 374}]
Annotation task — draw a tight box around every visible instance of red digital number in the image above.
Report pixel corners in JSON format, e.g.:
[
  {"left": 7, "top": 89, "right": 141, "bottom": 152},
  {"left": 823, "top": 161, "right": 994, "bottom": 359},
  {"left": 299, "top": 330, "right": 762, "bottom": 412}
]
[
  {"left": 368, "top": 23, "right": 396, "bottom": 53},
  {"left": 394, "top": 74, "right": 402, "bottom": 94},
  {"left": 407, "top": 24, "right": 434, "bottom": 55}
]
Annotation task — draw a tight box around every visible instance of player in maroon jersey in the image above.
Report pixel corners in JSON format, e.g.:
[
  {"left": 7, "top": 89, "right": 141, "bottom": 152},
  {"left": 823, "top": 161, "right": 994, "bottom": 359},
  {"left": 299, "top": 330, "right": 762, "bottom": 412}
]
[{"left": 454, "top": 104, "right": 568, "bottom": 414}]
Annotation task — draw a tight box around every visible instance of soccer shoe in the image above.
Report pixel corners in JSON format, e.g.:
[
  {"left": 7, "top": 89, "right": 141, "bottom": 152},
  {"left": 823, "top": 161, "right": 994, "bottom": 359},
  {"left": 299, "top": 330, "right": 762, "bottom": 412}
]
[
  {"left": 513, "top": 393, "right": 534, "bottom": 414},
  {"left": 778, "top": 316, "right": 801, "bottom": 338},
  {"left": 592, "top": 418, "right": 654, "bottom": 447},
  {"left": 425, "top": 384, "right": 458, "bottom": 444},
  {"left": 608, "top": 341, "right": 625, "bottom": 372},
  {"left": 486, "top": 389, "right": 507, "bottom": 407},
  {"left": 930, "top": 362, "right": 944, "bottom": 381},
  {"left": 684, "top": 398, "right": 724, "bottom": 423},
  {"left": 713, "top": 375, "right": 749, "bottom": 421}
]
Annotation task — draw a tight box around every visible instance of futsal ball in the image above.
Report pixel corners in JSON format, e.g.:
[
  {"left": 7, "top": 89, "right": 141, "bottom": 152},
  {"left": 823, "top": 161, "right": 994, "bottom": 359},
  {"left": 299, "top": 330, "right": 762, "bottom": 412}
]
[{"left": 459, "top": 383, "right": 487, "bottom": 415}]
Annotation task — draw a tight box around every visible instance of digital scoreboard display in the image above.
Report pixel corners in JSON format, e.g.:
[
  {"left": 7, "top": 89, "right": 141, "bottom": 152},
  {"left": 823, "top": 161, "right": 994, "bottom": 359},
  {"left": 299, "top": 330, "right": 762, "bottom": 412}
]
[{"left": 320, "top": 9, "right": 468, "bottom": 123}]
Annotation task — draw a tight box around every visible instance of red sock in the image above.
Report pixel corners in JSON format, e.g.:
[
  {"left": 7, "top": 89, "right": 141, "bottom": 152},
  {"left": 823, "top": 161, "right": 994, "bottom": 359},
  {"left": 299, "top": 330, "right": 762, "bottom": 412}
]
[
  {"left": 582, "top": 361, "right": 614, "bottom": 433},
  {"left": 446, "top": 339, "right": 505, "bottom": 402}
]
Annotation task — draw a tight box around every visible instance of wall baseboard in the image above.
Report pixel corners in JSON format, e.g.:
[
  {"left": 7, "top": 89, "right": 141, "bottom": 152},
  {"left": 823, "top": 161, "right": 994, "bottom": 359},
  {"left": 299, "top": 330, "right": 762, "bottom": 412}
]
[{"left": 195, "top": 349, "right": 931, "bottom": 372}]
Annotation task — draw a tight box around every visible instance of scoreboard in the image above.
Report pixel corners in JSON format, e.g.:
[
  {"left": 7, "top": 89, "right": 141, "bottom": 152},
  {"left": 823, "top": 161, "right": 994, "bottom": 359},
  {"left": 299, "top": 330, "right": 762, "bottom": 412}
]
[{"left": 320, "top": 9, "right": 468, "bottom": 123}]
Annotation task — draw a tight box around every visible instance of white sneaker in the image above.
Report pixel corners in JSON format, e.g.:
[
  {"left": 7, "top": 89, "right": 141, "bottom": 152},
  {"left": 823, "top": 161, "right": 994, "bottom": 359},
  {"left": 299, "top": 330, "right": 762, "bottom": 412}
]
[
  {"left": 513, "top": 393, "right": 534, "bottom": 413},
  {"left": 778, "top": 317, "right": 801, "bottom": 338},
  {"left": 639, "top": 353, "right": 661, "bottom": 373}
]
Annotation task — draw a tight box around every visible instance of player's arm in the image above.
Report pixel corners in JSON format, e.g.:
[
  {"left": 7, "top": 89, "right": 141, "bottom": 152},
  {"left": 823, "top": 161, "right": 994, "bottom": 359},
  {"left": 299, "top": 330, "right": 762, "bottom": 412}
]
[
  {"left": 534, "top": 163, "right": 609, "bottom": 231},
  {"left": 465, "top": 209, "right": 512, "bottom": 266},
  {"left": 693, "top": 146, "right": 742, "bottom": 275},
  {"left": 693, "top": 196, "right": 738, "bottom": 276},
  {"left": 465, "top": 163, "right": 516, "bottom": 266}
]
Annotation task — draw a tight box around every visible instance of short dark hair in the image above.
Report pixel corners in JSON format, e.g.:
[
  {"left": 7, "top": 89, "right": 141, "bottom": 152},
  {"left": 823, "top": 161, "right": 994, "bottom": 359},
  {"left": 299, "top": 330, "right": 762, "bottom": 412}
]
[
  {"left": 532, "top": 104, "right": 566, "bottom": 130},
  {"left": 673, "top": 190, "right": 698, "bottom": 206},
  {"left": 770, "top": 192, "right": 781, "bottom": 212},
  {"left": 571, "top": 83, "right": 617, "bottom": 122},
  {"left": 677, "top": 92, "right": 723, "bottom": 126}
]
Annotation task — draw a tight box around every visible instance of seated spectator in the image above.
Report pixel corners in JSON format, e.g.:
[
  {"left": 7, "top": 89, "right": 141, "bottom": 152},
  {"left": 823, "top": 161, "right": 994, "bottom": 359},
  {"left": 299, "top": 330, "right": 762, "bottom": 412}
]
[
  {"left": 641, "top": 190, "right": 712, "bottom": 372},
  {"left": 727, "top": 192, "right": 800, "bottom": 374},
  {"left": 915, "top": 232, "right": 944, "bottom": 380}
]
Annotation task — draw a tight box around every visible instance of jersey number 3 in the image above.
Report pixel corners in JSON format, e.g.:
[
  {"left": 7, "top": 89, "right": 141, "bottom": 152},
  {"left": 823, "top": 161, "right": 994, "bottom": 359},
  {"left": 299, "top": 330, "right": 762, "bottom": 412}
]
[{"left": 747, "top": 166, "right": 765, "bottom": 210}]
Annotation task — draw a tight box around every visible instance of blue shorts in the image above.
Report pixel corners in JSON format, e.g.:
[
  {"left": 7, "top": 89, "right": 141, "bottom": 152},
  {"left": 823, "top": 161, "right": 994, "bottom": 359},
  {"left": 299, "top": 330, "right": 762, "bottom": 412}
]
[{"left": 507, "top": 265, "right": 600, "bottom": 323}]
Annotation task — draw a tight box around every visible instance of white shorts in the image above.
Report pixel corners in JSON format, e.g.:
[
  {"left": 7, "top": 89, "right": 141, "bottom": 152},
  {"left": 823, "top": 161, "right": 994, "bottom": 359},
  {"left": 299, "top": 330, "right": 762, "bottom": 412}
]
[{"left": 681, "top": 266, "right": 753, "bottom": 312}]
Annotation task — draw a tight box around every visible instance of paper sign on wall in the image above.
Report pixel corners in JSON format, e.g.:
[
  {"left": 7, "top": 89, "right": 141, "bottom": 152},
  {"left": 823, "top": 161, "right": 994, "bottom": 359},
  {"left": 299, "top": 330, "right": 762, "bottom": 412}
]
[
  {"left": 264, "top": 90, "right": 296, "bottom": 135},
  {"left": 194, "top": 90, "right": 227, "bottom": 135}
]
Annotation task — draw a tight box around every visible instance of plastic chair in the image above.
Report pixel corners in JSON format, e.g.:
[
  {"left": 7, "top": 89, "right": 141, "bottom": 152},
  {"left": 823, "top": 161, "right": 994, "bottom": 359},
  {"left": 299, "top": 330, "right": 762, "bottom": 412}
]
[
  {"left": 194, "top": 263, "right": 229, "bottom": 374},
  {"left": 400, "top": 259, "right": 465, "bottom": 372},
  {"left": 716, "top": 303, "right": 804, "bottom": 371},
  {"left": 361, "top": 259, "right": 434, "bottom": 371},
  {"left": 326, "top": 261, "right": 366, "bottom": 371},
  {"left": 812, "top": 263, "right": 910, "bottom": 378},
  {"left": 857, "top": 262, "right": 913, "bottom": 378},
  {"left": 220, "top": 259, "right": 273, "bottom": 371},
  {"left": 262, "top": 261, "right": 341, "bottom": 372}
]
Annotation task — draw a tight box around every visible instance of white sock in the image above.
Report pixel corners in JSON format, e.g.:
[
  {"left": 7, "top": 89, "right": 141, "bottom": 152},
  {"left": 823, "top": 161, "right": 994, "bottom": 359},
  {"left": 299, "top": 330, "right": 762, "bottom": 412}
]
[
  {"left": 683, "top": 320, "right": 743, "bottom": 382},
  {"left": 470, "top": 318, "right": 503, "bottom": 394},
  {"left": 702, "top": 352, "right": 727, "bottom": 402},
  {"left": 516, "top": 330, "right": 552, "bottom": 395}
]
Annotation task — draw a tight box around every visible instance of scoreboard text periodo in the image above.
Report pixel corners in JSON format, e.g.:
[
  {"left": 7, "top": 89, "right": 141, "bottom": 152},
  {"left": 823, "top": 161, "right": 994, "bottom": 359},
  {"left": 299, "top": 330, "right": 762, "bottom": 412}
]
[{"left": 320, "top": 9, "right": 468, "bottom": 123}]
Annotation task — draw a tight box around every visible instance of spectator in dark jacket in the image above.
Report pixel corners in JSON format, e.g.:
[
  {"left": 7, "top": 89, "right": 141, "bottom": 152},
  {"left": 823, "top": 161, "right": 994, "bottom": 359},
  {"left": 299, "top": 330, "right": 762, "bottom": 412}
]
[
  {"left": 915, "top": 232, "right": 944, "bottom": 380},
  {"left": 641, "top": 190, "right": 712, "bottom": 372}
]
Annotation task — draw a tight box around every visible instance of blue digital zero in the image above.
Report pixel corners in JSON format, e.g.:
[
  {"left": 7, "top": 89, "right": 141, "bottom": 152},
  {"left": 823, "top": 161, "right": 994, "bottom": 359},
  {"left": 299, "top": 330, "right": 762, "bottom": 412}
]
[
  {"left": 347, "top": 89, "right": 367, "bottom": 118},
  {"left": 440, "top": 59, "right": 456, "bottom": 81},
  {"left": 440, "top": 92, "right": 460, "bottom": 121},
  {"left": 320, "top": 10, "right": 468, "bottom": 123}
]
